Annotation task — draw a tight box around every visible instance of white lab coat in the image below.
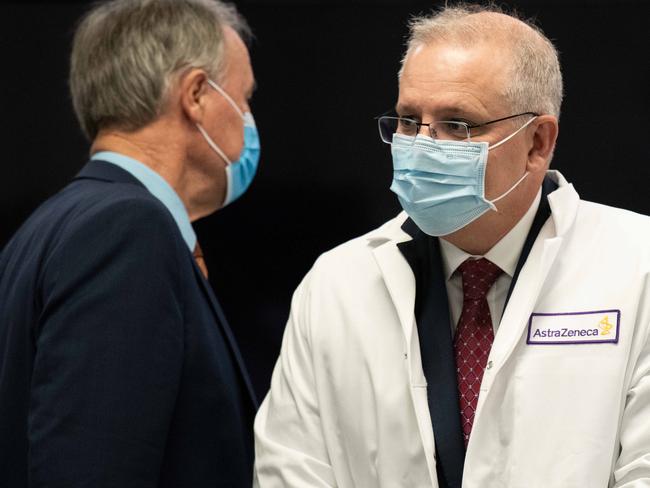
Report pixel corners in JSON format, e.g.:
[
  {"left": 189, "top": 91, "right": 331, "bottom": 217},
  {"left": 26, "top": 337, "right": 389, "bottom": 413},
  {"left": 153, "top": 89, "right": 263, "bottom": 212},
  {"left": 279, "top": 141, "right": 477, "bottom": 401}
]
[{"left": 254, "top": 171, "right": 650, "bottom": 487}]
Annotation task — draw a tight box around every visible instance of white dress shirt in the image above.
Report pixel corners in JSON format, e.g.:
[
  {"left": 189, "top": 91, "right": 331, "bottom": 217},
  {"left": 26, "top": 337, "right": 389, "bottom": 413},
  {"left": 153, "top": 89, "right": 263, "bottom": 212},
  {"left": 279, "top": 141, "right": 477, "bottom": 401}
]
[{"left": 439, "top": 189, "right": 541, "bottom": 335}]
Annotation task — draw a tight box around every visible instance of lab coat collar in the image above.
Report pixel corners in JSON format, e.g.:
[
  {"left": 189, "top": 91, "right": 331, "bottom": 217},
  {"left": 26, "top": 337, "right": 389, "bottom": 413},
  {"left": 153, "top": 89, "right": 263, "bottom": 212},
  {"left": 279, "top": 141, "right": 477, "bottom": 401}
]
[
  {"left": 368, "top": 213, "right": 416, "bottom": 349},
  {"left": 367, "top": 211, "right": 412, "bottom": 246},
  {"left": 545, "top": 169, "right": 580, "bottom": 238}
]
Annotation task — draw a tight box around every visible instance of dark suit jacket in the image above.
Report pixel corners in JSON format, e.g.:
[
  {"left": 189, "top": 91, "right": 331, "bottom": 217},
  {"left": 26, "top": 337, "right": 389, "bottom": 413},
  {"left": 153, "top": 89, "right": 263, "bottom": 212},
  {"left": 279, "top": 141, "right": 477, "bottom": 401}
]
[{"left": 0, "top": 160, "right": 257, "bottom": 487}]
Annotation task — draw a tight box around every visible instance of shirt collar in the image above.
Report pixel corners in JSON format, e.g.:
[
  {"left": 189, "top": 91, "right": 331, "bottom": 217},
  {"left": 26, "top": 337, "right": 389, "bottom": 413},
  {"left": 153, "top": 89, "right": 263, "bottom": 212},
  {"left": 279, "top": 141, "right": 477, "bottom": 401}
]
[
  {"left": 91, "top": 151, "right": 196, "bottom": 251},
  {"left": 439, "top": 188, "right": 542, "bottom": 280}
]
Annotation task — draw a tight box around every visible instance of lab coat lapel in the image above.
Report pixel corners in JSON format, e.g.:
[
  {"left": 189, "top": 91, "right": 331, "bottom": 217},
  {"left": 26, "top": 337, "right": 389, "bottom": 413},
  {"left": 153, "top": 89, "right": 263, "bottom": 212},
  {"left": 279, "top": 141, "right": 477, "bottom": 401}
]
[
  {"left": 473, "top": 171, "right": 580, "bottom": 421},
  {"left": 397, "top": 220, "right": 465, "bottom": 488},
  {"left": 371, "top": 223, "right": 417, "bottom": 353},
  {"left": 503, "top": 176, "right": 558, "bottom": 311},
  {"left": 371, "top": 219, "right": 439, "bottom": 483}
]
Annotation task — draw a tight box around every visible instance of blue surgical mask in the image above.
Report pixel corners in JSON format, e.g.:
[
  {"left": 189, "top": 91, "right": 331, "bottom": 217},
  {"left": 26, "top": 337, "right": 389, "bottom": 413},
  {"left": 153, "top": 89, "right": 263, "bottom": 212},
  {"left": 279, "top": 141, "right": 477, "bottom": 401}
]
[
  {"left": 196, "top": 79, "right": 261, "bottom": 207},
  {"left": 390, "top": 117, "right": 536, "bottom": 236}
]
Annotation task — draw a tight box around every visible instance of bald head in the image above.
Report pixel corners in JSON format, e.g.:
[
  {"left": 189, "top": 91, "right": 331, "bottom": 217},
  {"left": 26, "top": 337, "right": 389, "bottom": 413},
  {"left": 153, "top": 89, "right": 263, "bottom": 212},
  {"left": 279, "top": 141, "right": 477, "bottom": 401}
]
[{"left": 400, "top": 4, "right": 563, "bottom": 118}]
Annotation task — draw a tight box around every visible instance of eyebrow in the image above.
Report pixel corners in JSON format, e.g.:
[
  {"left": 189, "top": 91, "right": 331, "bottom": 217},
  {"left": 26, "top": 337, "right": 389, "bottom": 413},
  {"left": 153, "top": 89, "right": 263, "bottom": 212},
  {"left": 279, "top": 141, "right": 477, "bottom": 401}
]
[
  {"left": 394, "top": 102, "right": 414, "bottom": 115},
  {"left": 395, "top": 101, "right": 483, "bottom": 120}
]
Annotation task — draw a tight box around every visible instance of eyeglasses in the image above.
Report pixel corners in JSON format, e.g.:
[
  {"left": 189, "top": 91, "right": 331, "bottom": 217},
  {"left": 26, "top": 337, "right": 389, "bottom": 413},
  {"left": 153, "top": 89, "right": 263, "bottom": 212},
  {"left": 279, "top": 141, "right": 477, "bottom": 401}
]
[{"left": 376, "top": 111, "right": 539, "bottom": 144}]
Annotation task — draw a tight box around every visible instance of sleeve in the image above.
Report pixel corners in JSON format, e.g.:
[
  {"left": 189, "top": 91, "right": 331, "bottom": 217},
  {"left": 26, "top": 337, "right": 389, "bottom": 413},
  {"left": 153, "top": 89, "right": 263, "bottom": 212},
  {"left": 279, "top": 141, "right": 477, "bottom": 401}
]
[
  {"left": 28, "top": 198, "right": 185, "bottom": 488},
  {"left": 613, "top": 326, "right": 650, "bottom": 487},
  {"left": 253, "top": 269, "right": 337, "bottom": 488}
]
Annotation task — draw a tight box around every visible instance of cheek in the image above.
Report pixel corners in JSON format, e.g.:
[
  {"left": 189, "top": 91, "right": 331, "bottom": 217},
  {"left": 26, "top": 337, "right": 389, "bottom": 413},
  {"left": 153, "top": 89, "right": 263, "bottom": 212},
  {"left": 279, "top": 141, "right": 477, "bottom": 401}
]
[
  {"left": 484, "top": 149, "right": 527, "bottom": 196},
  {"left": 220, "top": 116, "right": 245, "bottom": 161}
]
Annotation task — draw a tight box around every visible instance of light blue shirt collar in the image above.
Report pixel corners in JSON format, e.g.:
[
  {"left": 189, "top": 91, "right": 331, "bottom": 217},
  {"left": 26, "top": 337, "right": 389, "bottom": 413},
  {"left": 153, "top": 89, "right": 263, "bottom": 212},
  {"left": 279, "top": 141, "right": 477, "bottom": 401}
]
[{"left": 91, "top": 151, "right": 197, "bottom": 251}]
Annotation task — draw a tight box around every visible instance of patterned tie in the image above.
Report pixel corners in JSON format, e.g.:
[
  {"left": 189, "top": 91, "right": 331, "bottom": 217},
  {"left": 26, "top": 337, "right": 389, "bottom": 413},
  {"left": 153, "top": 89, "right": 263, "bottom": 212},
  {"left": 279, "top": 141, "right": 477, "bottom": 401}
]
[
  {"left": 453, "top": 257, "right": 503, "bottom": 447},
  {"left": 193, "top": 241, "right": 209, "bottom": 279}
]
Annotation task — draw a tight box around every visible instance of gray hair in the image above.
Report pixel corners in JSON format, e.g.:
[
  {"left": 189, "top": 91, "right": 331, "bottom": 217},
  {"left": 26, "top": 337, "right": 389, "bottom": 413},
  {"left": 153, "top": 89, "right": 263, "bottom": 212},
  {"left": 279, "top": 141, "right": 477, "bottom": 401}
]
[
  {"left": 69, "top": 0, "right": 251, "bottom": 140},
  {"left": 400, "top": 3, "right": 563, "bottom": 118}
]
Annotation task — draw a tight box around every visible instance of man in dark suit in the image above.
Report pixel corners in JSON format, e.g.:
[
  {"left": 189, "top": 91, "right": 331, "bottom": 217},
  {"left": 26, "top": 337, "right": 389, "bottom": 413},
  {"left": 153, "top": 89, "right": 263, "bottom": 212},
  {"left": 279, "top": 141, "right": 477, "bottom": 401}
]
[{"left": 0, "top": 0, "right": 259, "bottom": 486}]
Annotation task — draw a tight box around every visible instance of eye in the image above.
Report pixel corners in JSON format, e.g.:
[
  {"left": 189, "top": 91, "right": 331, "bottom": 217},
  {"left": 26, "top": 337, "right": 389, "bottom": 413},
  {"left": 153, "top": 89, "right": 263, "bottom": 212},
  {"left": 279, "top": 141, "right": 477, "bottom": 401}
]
[
  {"left": 437, "top": 120, "right": 469, "bottom": 139},
  {"left": 397, "top": 117, "right": 418, "bottom": 134},
  {"left": 442, "top": 121, "right": 466, "bottom": 131}
]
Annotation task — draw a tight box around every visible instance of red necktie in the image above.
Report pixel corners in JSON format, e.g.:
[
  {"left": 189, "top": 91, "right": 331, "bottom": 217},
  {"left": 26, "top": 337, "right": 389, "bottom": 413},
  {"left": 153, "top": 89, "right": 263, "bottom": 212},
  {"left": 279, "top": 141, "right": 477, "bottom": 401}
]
[
  {"left": 193, "top": 242, "right": 209, "bottom": 279},
  {"left": 453, "top": 257, "right": 503, "bottom": 447}
]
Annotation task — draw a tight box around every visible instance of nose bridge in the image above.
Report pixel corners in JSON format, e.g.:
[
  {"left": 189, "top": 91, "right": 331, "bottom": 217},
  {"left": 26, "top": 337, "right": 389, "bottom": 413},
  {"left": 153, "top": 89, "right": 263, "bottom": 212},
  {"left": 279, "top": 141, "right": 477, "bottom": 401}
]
[{"left": 418, "top": 122, "right": 434, "bottom": 138}]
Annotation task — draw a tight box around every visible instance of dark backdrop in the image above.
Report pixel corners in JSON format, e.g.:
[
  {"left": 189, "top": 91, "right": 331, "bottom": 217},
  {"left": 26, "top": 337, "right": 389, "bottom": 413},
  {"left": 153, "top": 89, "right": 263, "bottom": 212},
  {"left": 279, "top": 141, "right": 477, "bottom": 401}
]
[{"left": 1, "top": 0, "right": 649, "bottom": 399}]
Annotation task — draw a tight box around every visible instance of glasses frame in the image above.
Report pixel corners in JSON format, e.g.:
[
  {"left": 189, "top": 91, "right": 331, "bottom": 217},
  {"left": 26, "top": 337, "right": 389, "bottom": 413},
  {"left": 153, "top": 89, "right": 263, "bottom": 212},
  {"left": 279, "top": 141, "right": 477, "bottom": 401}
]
[{"left": 376, "top": 111, "right": 539, "bottom": 143}]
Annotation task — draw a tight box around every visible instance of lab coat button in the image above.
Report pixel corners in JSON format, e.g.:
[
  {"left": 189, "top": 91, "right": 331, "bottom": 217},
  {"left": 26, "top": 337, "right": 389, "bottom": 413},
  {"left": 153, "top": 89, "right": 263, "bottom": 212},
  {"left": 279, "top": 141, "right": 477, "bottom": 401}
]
[{"left": 486, "top": 360, "right": 493, "bottom": 370}]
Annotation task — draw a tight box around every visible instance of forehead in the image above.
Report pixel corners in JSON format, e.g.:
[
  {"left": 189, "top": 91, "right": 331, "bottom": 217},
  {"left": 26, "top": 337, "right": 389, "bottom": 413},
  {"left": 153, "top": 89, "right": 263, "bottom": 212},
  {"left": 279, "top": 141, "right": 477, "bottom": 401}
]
[
  {"left": 398, "top": 41, "right": 510, "bottom": 118},
  {"left": 221, "top": 26, "right": 254, "bottom": 90}
]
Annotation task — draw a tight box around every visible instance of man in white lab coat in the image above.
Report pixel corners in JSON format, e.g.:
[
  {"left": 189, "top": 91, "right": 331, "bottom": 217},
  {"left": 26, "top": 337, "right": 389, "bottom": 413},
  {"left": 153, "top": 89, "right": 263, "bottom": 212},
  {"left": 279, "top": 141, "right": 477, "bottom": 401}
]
[{"left": 254, "top": 4, "right": 650, "bottom": 487}]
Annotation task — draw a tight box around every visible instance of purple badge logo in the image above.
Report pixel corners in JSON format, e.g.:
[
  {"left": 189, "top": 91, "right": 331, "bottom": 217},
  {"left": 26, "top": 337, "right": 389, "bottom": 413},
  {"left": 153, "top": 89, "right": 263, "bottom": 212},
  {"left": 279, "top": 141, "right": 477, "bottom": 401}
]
[{"left": 527, "top": 309, "right": 620, "bottom": 345}]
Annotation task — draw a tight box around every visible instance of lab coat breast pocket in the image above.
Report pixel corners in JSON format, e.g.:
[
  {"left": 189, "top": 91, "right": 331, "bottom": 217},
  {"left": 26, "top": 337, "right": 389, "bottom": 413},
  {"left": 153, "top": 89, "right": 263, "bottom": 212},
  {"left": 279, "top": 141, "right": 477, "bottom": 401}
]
[{"left": 510, "top": 345, "right": 626, "bottom": 487}]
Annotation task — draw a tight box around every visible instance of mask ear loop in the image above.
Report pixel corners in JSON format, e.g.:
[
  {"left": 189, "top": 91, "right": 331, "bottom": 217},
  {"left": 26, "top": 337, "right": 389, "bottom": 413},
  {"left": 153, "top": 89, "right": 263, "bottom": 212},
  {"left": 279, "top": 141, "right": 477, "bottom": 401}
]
[
  {"left": 198, "top": 78, "right": 248, "bottom": 165},
  {"left": 197, "top": 79, "right": 247, "bottom": 208},
  {"left": 488, "top": 116, "right": 537, "bottom": 151},
  {"left": 206, "top": 79, "right": 245, "bottom": 119},
  {"left": 484, "top": 116, "right": 538, "bottom": 210},
  {"left": 486, "top": 171, "right": 529, "bottom": 210},
  {"left": 196, "top": 123, "right": 232, "bottom": 165}
]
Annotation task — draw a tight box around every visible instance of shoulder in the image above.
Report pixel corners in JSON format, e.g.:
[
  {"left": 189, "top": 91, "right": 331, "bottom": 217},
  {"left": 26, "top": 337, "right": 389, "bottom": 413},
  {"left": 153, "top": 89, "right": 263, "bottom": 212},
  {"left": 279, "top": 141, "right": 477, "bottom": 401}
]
[
  {"left": 40, "top": 181, "right": 187, "bottom": 280},
  {"left": 576, "top": 199, "right": 650, "bottom": 239},
  {"left": 560, "top": 199, "right": 650, "bottom": 274},
  {"left": 287, "top": 213, "right": 411, "bottom": 353},
  {"left": 313, "top": 213, "right": 407, "bottom": 272},
  {"left": 296, "top": 212, "right": 409, "bottom": 298},
  {"left": 66, "top": 177, "right": 176, "bottom": 227},
  {"left": 578, "top": 199, "right": 650, "bottom": 223},
  {"left": 47, "top": 177, "right": 183, "bottom": 249},
  {"left": 3, "top": 175, "right": 184, "bottom": 267}
]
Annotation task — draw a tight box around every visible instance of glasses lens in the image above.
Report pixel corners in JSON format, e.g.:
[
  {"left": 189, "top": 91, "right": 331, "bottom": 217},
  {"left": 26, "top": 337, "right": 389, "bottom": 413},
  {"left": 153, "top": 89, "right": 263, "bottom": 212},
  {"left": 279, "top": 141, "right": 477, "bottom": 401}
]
[
  {"left": 377, "top": 117, "right": 470, "bottom": 143},
  {"left": 378, "top": 117, "right": 418, "bottom": 144},
  {"left": 395, "top": 117, "right": 418, "bottom": 137},
  {"left": 378, "top": 117, "right": 396, "bottom": 143},
  {"left": 432, "top": 121, "right": 470, "bottom": 141}
]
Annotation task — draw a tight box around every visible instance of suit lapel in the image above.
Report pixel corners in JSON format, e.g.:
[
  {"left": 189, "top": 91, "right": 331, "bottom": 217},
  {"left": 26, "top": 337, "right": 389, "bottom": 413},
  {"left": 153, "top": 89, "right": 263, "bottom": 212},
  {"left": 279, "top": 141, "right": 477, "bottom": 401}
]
[
  {"left": 398, "top": 219, "right": 464, "bottom": 488},
  {"left": 190, "top": 262, "right": 259, "bottom": 409}
]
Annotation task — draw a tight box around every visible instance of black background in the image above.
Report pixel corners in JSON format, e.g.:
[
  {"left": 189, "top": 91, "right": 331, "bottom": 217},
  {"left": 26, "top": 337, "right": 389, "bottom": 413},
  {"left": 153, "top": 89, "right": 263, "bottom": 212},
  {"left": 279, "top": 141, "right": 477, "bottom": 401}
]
[{"left": 1, "top": 0, "right": 649, "bottom": 398}]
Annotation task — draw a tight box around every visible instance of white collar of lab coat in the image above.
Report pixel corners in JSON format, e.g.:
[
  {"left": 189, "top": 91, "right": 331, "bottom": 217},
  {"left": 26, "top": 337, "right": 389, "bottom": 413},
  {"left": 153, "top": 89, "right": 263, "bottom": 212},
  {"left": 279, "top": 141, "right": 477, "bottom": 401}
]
[{"left": 545, "top": 169, "right": 579, "bottom": 237}]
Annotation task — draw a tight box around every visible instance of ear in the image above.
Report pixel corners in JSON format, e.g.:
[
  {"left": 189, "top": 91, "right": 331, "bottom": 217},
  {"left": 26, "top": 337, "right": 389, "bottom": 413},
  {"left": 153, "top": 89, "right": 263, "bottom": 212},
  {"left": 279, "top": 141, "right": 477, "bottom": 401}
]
[
  {"left": 178, "top": 68, "right": 212, "bottom": 125},
  {"left": 527, "top": 115, "right": 559, "bottom": 172}
]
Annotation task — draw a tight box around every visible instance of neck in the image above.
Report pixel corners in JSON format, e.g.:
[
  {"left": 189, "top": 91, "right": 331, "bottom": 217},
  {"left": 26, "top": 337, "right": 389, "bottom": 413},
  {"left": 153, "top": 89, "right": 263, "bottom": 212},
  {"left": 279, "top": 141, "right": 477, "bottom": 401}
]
[
  {"left": 441, "top": 178, "right": 542, "bottom": 255},
  {"left": 91, "top": 125, "right": 217, "bottom": 222},
  {"left": 442, "top": 218, "right": 516, "bottom": 256}
]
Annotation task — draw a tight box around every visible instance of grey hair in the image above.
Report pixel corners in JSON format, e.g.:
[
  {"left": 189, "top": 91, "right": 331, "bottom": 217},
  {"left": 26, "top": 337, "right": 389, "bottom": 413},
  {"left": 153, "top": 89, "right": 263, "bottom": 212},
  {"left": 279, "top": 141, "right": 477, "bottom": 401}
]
[
  {"left": 399, "top": 2, "right": 563, "bottom": 119},
  {"left": 69, "top": 0, "right": 251, "bottom": 140}
]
